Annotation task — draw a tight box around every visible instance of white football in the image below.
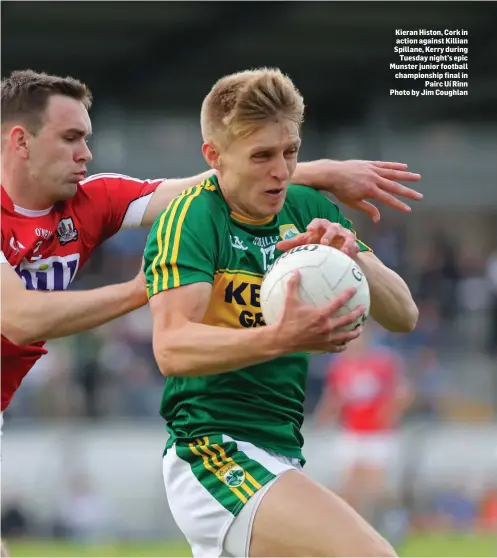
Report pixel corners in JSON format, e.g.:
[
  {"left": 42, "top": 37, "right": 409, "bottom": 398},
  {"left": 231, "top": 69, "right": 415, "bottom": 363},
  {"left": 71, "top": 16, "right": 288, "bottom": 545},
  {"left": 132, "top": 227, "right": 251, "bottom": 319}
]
[{"left": 260, "top": 244, "right": 370, "bottom": 330}]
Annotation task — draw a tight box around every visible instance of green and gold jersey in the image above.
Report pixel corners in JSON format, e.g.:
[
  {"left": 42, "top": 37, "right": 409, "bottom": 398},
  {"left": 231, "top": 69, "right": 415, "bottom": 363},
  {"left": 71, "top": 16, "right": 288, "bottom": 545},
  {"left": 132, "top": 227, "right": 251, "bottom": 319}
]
[{"left": 144, "top": 175, "right": 371, "bottom": 463}]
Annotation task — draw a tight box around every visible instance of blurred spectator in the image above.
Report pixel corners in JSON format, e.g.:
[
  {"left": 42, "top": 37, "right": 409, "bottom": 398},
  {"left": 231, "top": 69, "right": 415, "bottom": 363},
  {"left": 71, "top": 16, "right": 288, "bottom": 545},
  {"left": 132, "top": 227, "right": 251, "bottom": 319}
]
[
  {"left": 408, "top": 347, "right": 451, "bottom": 421},
  {"left": 369, "top": 217, "right": 407, "bottom": 276},
  {"left": 313, "top": 326, "right": 413, "bottom": 525},
  {"left": 415, "top": 232, "right": 459, "bottom": 321},
  {"left": 485, "top": 249, "right": 497, "bottom": 355}
]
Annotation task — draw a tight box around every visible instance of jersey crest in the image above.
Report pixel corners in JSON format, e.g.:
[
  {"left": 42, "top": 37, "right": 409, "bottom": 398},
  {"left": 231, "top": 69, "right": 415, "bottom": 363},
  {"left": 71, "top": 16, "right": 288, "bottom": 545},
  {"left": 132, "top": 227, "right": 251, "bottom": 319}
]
[
  {"left": 279, "top": 224, "right": 299, "bottom": 240},
  {"left": 56, "top": 217, "right": 78, "bottom": 245}
]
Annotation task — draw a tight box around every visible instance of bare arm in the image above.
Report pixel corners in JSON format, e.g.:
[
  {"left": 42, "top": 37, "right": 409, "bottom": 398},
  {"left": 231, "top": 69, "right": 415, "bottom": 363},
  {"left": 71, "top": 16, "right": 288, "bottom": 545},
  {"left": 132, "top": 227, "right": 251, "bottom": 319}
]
[
  {"left": 150, "top": 282, "right": 283, "bottom": 377},
  {"left": 141, "top": 160, "right": 423, "bottom": 227},
  {"left": 355, "top": 251, "right": 418, "bottom": 333},
  {"left": 150, "top": 274, "right": 365, "bottom": 377},
  {"left": 1, "top": 263, "right": 147, "bottom": 346}
]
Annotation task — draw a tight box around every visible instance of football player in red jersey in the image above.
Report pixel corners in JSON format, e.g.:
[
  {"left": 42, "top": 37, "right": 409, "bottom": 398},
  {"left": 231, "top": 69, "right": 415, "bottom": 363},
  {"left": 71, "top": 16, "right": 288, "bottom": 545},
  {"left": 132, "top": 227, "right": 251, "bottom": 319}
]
[
  {"left": 0, "top": 69, "right": 421, "bottom": 556},
  {"left": 314, "top": 326, "right": 413, "bottom": 520}
]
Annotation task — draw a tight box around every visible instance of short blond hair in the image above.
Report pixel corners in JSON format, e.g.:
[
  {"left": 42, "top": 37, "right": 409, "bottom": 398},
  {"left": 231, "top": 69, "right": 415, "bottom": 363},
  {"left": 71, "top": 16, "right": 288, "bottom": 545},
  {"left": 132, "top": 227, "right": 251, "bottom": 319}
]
[{"left": 201, "top": 67, "right": 305, "bottom": 145}]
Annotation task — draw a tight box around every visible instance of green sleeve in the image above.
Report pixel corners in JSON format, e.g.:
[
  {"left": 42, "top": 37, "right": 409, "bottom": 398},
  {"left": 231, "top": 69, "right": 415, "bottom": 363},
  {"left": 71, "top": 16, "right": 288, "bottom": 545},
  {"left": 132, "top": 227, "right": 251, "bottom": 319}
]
[
  {"left": 144, "top": 186, "right": 218, "bottom": 298},
  {"left": 291, "top": 186, "right": 372, "bottom": 253}
]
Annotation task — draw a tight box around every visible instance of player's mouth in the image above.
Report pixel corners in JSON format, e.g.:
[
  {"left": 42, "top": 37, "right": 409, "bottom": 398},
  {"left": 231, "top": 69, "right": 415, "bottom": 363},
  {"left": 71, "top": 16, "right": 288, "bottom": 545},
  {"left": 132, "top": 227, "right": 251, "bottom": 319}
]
[
  {"left": 264, "top": 188, "right": 284, "bottom": 199},
  {"left": 74, "top": 171, "right": 87, "bottom": 180}
]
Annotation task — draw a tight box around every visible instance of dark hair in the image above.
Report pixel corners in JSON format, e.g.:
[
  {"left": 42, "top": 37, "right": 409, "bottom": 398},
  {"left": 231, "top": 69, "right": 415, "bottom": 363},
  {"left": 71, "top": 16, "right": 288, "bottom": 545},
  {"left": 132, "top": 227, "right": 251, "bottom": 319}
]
[{"left": 1, "top": 70, "right": 93, "bottom": 133}]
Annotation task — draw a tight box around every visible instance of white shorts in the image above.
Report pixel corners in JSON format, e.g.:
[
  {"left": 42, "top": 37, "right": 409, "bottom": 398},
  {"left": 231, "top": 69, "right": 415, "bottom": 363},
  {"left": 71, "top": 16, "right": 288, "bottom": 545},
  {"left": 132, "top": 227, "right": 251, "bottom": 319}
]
[
  {"left": 162, "top": 434, "right": 302, "bottom": 558},
  {"left": 335, "top": 431, "right": 399, "bottom": 468}
]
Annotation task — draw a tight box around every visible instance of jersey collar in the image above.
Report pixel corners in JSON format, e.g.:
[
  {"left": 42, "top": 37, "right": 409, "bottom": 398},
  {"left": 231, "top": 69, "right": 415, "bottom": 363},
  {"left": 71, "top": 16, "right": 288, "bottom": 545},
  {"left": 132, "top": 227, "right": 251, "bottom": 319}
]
[
  {"left": 1, "top": 185, "right": 53, "bottom": 216},
  {"left": 209, "top": 175, "right": 276, "bottom": 226}
]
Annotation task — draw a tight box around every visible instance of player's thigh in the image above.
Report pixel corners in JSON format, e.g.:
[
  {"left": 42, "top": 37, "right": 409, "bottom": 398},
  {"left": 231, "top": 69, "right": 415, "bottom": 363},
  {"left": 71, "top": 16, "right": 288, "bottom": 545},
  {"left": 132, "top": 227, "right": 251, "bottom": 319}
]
[{"left": 250, "top": 469, "right": 397, "bottom": 557}]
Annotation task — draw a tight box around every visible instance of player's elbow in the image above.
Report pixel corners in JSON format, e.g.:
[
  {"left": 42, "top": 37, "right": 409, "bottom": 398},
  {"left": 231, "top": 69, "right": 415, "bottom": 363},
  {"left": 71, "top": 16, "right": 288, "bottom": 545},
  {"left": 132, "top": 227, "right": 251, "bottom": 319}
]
[
  {"left": 398, "top": 300, "right": 419, "bottom": 333},
  {"left": 387, "top": 301, "right": 419, "bottom": 333},
  {"left": 153, "top": 336, "right": 188, "bottom": 378},
  {"left": 154, "top": 351, "right": 178, "bottom": 378},
  {"left": 154, "top": 354, "right": 187, "bottom": 378},
  {"left": 373, "top": 298, "right": 419, "bottom": 334},
  {"left": 1, "top": 318, "right": 36, "bottom": 347}
]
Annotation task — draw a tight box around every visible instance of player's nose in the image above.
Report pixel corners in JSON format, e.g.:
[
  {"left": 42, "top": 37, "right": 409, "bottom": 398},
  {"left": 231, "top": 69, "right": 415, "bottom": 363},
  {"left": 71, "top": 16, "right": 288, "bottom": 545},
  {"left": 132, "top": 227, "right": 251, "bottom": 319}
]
[
  {"left": 78, "top": 141, "right": 93, "bottom": 163},
  {"left": 271, "top": 154, "right": 290, "bottom": 182}
]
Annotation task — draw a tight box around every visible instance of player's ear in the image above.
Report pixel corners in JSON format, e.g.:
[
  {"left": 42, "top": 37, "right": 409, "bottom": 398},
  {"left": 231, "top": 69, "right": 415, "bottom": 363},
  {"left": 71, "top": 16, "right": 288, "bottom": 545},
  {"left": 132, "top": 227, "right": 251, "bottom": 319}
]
[
  {"left": 202, "top": 142, "right": 221, "bottom": 170},
  {"left": 9, "top": 125, "right": 30, "bottom": 160}
]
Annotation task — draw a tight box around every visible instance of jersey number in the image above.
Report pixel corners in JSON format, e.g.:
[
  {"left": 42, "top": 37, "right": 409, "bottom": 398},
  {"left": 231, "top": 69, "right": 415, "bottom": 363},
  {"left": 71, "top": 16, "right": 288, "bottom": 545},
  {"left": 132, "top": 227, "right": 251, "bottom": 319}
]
[{"left": 260, "top": 245, "right": 275, "bottom": 271}]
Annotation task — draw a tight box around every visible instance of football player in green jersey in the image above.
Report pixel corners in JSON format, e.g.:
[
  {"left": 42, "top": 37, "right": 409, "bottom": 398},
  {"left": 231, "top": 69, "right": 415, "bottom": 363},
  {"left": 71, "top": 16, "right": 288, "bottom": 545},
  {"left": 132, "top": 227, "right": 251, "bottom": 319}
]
[{"left": 144, "top": 68, "right": 418, "bottom": 557}]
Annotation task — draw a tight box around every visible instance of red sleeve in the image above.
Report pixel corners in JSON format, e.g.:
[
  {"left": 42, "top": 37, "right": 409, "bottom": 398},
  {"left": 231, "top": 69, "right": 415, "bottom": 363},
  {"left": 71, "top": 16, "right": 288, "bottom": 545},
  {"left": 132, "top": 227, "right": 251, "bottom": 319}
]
[{"left": 80, "top": 173, "right": 163, "bottom": 238}]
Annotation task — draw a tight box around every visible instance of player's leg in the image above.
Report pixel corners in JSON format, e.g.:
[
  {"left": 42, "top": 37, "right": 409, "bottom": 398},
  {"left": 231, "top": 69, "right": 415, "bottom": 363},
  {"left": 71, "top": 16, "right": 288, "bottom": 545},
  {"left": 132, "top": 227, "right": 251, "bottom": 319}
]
[
  {"left": 247, "top": 469, "right": 397, "bottom": 557},
  {"left": 353, "top": 433, "right": 400, "bottom": 529},
  {"left": 334, "top": 432, "right": 363, "bottom": 510}
]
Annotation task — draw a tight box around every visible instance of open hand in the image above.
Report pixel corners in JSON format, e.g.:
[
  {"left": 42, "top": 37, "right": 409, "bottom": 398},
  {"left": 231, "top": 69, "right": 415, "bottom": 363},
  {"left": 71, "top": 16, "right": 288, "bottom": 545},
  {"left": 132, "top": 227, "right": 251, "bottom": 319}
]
[
  {"left": 274, "top": 271, "right": 365, "bottom": 354},
  {"left": 322, "top": 160, "right": 423, "bottom": 223}
]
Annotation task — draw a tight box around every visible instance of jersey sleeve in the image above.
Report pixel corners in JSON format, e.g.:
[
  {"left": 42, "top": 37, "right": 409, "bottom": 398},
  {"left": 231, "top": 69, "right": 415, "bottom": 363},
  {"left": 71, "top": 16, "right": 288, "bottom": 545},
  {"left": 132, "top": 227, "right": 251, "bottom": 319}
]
[
  {"left": 296, "top": 187, "right": 372, "bottom": 253},
  {"left": 144, "top": 186, "right": 218, "bottom": 299},
  {"left": 80, "top": 173, "right": 163, "bottom": 238}
]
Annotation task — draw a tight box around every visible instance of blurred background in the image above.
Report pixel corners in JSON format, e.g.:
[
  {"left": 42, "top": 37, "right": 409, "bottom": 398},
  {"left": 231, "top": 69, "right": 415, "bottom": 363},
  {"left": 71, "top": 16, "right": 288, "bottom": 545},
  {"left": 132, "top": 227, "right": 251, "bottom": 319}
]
[{"left": 2, "top": 1, "right": 497, "bottom": 556}]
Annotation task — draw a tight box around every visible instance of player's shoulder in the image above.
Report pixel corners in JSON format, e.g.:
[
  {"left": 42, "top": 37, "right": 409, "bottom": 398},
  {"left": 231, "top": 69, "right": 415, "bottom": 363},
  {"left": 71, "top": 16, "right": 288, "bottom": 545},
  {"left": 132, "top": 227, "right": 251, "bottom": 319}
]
[{"left": 153, "top": 176, "right": 224, "bottom": 230}]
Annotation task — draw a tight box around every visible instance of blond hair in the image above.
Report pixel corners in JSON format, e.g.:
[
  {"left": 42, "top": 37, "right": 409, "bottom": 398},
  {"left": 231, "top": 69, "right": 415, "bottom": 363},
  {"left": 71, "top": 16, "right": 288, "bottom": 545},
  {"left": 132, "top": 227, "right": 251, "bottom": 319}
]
[{"left": 201, "top": 67, "right": 305, "bottom": 145}]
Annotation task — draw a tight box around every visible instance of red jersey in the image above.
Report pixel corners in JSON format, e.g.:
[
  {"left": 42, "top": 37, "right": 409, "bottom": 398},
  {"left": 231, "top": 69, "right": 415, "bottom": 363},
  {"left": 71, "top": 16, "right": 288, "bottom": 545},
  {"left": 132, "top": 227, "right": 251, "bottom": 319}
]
[
  {"left": 326, "top": 348, "right": 404, "bottom": 433},
  {"left": 1, "top": 173, "right": 163, "bottom": 410}
]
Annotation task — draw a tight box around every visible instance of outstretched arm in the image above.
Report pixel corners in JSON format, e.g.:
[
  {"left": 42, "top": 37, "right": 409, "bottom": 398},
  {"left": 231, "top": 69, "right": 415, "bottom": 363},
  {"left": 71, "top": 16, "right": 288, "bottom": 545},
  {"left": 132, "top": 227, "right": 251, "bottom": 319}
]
[
  {"left": 140, "top": 160, "right": 423, "bottom": 226},
  {"left": 1, "top": 259, "right": 147, "bottom": 346},
  {"left": 292, "top": 159, "right": 423, "bottom": 223}
]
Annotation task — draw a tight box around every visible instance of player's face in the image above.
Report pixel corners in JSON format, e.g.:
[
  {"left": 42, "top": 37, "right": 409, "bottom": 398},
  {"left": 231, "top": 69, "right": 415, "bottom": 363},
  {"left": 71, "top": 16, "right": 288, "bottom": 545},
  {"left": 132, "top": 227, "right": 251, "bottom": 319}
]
[
  {"left": 27, "top": 95, "right": 93, "bottom": 203},
  {"left": 207, "top": 120, "right": 300, "bottom": 219}
]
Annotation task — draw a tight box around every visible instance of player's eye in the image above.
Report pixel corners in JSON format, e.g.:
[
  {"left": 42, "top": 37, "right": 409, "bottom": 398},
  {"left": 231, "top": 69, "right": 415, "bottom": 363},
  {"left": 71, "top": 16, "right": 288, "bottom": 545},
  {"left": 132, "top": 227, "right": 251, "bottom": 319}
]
[
  {"left": 252, "top": 152, "right": 271, "bottom": 161},
  {"left": 284, "top": 147, "right": 298, "bottom": 157}
]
